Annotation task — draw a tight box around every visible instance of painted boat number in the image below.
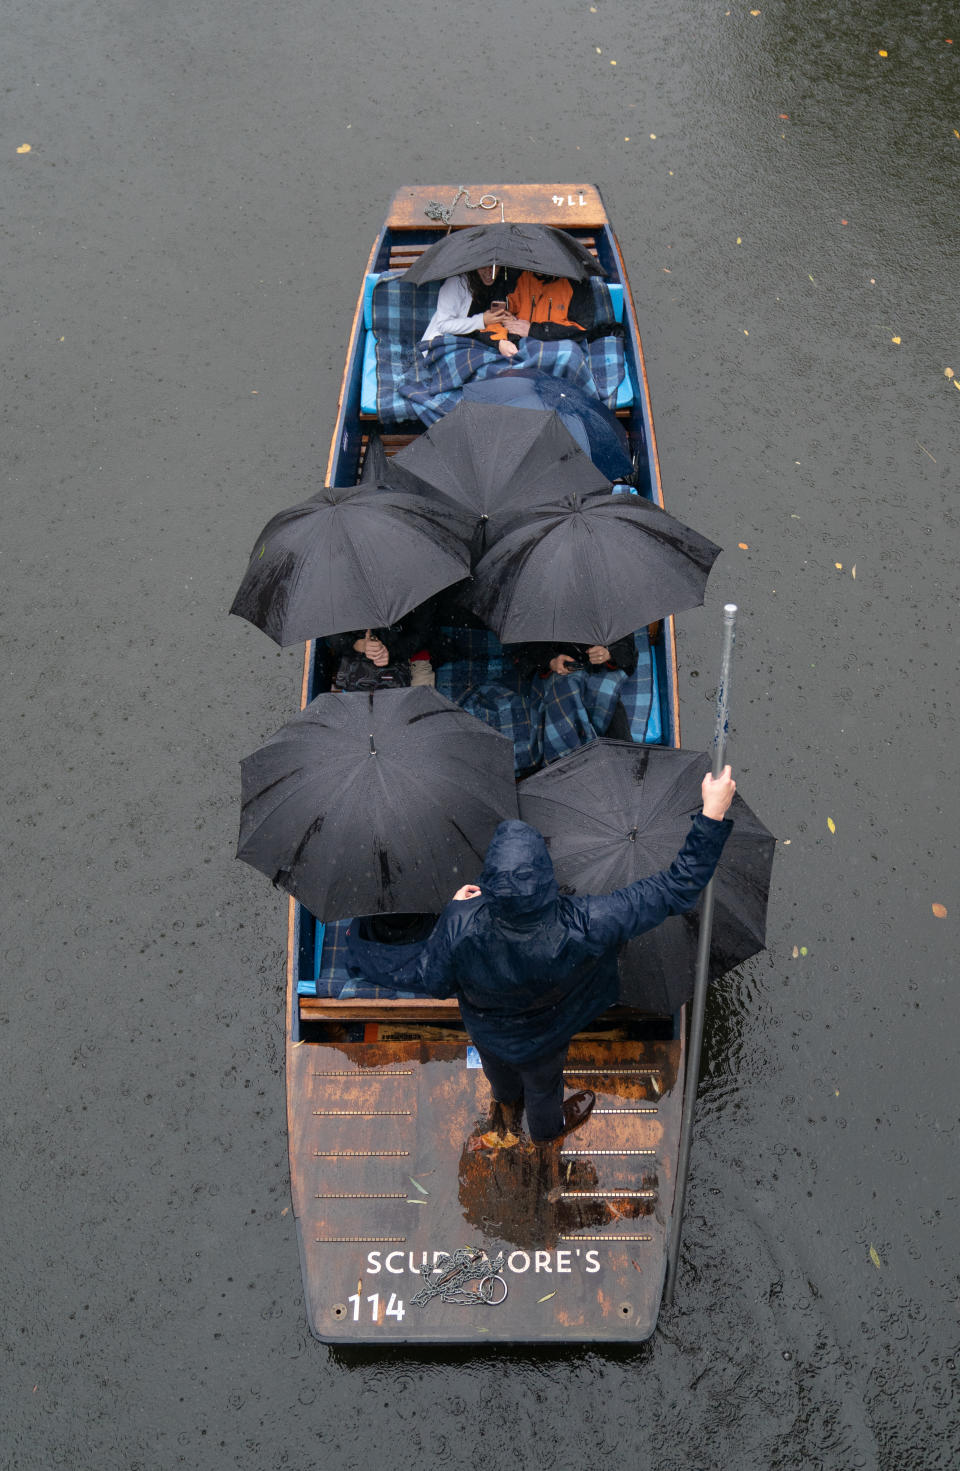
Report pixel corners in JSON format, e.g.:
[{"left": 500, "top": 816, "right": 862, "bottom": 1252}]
[
  {"left": 346, "top": 1290, "right": 405, "bottom": 1322},
  {"left": 553, "top": 194, "right": 587, "bottom": 207}
]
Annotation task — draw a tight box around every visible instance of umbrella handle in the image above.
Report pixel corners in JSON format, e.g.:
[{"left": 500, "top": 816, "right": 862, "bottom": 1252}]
[{"left": 664, "top": 603, "right": 737, "bottom": 1309}]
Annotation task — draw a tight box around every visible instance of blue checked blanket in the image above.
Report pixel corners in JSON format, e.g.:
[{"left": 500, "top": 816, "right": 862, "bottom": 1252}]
[
  {"left": 446, "top": 629, "right": 655, "bottom": 771},
  {"left": 371, "top": 272, "right": 625, "bottom": 425}
]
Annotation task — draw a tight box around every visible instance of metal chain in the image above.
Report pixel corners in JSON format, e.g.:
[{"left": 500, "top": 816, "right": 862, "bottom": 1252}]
[
  {"left": 424, "top": 186, "right": 502, "bottom": 225},
  {"left": 411, "top": 1247, "right": 508, "bottom": 1307}
]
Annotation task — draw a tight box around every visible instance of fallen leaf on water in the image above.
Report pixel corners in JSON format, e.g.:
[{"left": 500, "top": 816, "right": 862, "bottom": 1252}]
[
  {"left": 744, "top": 329, "right": 749, "bottom": 336},
  {"left": 954, "top": 130, "right": 960, "bottom": 139},
  {"left": 409, "top": 1177, "right": 429, "bottom": 1194},
  {"left": 750, "top": 8, "right": 761, "bottom": 14},
  {"left": 851, "top": 565, "right": 857, "bottom": 578},
  {"left": 778, "top": 113, "right": 790, "bottom": 120},
  {"left": 792, "top": 945, "right": 799, "bottom": 958},
  {"left": 808, "top": 274, "right": 816, "bottom": 283},
  {"left": 59, "top": 336, "right": 65, "bottom": 342},
  {"left": 800, "top": 946, "right": 808, "bottom": 956},
  {"left": 738, "top": 541, "right": 749, "bottom": 549},
  {"left": 835, "top": 561, "right": 843, "bottom": 570},
  {"left": 538, "top": 1291, "right": 557, "bottom": 1302},
  {"left": 406, "top": 1198, "right": 425, "bottom": 1205},
  {"left": 736, "top": 236, "right": 742, "bottom": 244},
  {"left": 16, "top": 143, "right": 31, "bottom": 154},
  {"left": 932, "top": 902, "right": 948, "bottom": 918},
  {"left": 783, "top": 838, "right": 792, "bottom": 844},
  {"left": 280, "top": 1206, "right": 289, "bottom": 1217},
  {"left": 827, "top": 817, "right": 836, "bottom": 834},
  {"left": 650, "top": 133, "right": 657, "bottom": 139},
  {"left": 878, "top": 49, "right": 888, "bottom": 57},
  {"left": 945, "top": 368, "right": 954, "bottom": 378},
  {"left": 891, "top": 336, "right": 901, "bottom": 344},
  {"left": 610, "top": 59, "right": 617, "bottom": 65},
  {"left": 869, "top": 1244, "right": 882, "bottom": 1268}
]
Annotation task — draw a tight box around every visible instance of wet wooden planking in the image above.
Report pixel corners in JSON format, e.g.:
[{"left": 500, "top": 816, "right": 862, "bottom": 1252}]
[
  {"left": 289, "top": 1033, "right": 683, "bottom": 1342},
  {"left": 385, "top": 184, "right": 609, "bottom": 231}
]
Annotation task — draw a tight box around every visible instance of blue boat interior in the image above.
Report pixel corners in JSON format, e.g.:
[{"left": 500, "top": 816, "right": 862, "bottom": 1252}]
[{"left": 295, "top": 221, "right": 672, "bottom": 1007}]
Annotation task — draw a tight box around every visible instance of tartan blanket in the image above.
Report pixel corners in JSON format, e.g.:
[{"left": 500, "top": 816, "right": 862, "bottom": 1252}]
[
  {"left": 459, "top": 631, "right": 656, "bottom": 771},
  {"left": 393, "top": 334, "right": 625, "bottom": 427},
  {"left": 370, "top": 271, "right": 624, "bottom": 425}
]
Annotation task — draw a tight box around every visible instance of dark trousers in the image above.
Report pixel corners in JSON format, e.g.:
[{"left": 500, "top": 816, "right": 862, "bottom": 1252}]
[{"left": 475, "top": 1042, "right": 570, "bottom": 1142}]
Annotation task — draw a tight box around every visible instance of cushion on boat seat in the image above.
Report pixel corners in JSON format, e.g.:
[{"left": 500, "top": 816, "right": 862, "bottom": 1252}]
[{"left": 361, "top": 330, "right": 379, "bottom": 415}]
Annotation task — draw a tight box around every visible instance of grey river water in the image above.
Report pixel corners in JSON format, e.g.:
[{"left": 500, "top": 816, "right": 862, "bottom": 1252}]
[{"left": 3, "top": 1, "right": 958, "bottom": 1466}]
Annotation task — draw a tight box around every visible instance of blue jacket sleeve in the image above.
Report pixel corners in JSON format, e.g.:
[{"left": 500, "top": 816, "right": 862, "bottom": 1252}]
[
  {"left": 415, "top": 901, "right": 479, "bottom": 998},
  {"left": 581, "top": 813, "right": 732, "bottom": 951}
]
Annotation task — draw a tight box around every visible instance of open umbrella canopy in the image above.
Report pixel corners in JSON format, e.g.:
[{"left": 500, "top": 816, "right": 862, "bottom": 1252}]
[
  {"left": 462, "top": 371, "right": 633, "bottom": 483},
  {"left": 238, "top": 687, "right": 519, "bottom": 920},
  {"left": 401, "top": 223, "right": 606, "bottom": 284},
  {"left": 389, "top": 402, "right": 611, "bottom": 552},
  {"left": 518, "top": 740, "right": 776, "bottom": 1012},
  {"left": 467, "top": 492, "right": 721, "bottom": 646},
  {"left": 229, "top": 483, "right": 472, "bottom": 647}
]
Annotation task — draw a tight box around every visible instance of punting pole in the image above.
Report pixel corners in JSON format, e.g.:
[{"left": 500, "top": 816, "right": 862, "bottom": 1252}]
[{"left": 664, "top": 602, "right": 737, "bottom": 1308}]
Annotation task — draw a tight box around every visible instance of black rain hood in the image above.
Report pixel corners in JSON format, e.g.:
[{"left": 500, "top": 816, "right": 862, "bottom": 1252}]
[{"left": 477, "top": 820, "right": 559, "bottom": 925}]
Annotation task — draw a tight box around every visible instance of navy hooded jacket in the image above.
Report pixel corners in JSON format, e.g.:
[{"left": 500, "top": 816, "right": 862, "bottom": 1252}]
[{"left": 417, "top": 814, "right": 731, "bottom": 1063}]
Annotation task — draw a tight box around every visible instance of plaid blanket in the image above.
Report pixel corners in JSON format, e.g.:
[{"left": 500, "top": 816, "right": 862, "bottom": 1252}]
[
  {"left": 435, "top": 625, "right": 518, "bottom": 704},
  {"left": 371, "top": 272, "right": 625, "bottom": 425},
  {"left": 458, "top": 631, "right": 656, "bottom": 770}
]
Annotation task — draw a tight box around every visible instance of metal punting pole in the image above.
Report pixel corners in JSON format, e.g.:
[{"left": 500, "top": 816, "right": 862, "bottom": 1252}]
[{"left": 664, "top": 602, "right": 737, "bottom": 1308}]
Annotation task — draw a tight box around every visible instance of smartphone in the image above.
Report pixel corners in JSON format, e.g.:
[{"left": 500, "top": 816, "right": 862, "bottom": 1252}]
[{"left": 490, "top": 300, "right": 507, "bottom": 312}]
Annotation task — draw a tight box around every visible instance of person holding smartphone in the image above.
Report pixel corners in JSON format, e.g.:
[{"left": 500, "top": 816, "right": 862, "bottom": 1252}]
[{"left": 420, "top": 264, "right": 518, "bottom": 353}]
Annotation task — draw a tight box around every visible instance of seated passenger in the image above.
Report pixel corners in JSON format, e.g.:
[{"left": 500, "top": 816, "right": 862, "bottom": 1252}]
[
  {"left": 499, "top": 271, "right": 612, "bottom": 345},
  {"left": 326, "top": 602, "right": 434, "bottom": 691},
  {"left": 421, "top": 265, "right": 519, "bottom": 357}
]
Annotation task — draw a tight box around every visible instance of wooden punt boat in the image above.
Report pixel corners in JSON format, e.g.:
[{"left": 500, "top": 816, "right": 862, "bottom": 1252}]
[{"left": 285, "top": 185, "right": 688, "bottom": 1344}]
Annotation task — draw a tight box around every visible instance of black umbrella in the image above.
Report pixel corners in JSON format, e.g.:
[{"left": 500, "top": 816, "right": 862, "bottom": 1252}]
[
  {"left": 462, "top": 370, "right": 633, "bottom": 483},
  {"left": 389, "top": 402, "right": 611, "bottom": 553},
  {"left": 229, "top": 483, "right": 472, "bottom": 647},
  {"left": 401, "top": 223, "right": 605, "bottom": 284},
  {"left": 238, "top": 687, "right": 519, "bottom": 920},
  {"left": 518, "top": 740, "right": 775, "bottom": 1012},
  {"left": 467, "top": 492, "right": 721, "bottom": 646}
]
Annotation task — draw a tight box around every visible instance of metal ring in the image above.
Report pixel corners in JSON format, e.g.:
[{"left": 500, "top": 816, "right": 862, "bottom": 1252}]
[
  {"left": 478, "top": 194, "right": 499, "bottom": 210},
  {"left": 479, "top": 1274, "right": 508, "bottom": 1305}
]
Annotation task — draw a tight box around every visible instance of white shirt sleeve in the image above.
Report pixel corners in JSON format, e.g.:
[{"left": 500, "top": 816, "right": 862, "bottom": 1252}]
[{"left": 420, "top": 275, "right": 488, "bottom": 343}]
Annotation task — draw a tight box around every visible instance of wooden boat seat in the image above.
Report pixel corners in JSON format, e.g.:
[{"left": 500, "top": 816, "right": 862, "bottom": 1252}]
[{"left": 300, "top": 996, "right": 460, "bottom": 1022}]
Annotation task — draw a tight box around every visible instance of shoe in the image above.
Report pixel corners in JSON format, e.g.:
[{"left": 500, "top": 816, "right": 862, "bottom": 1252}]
[
  {"left": 532, "top": 1090, "right": 595, "bottom": 1146},
  {"left": 487, "top": 1096, "right": 524, "bottom": 1136}
]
